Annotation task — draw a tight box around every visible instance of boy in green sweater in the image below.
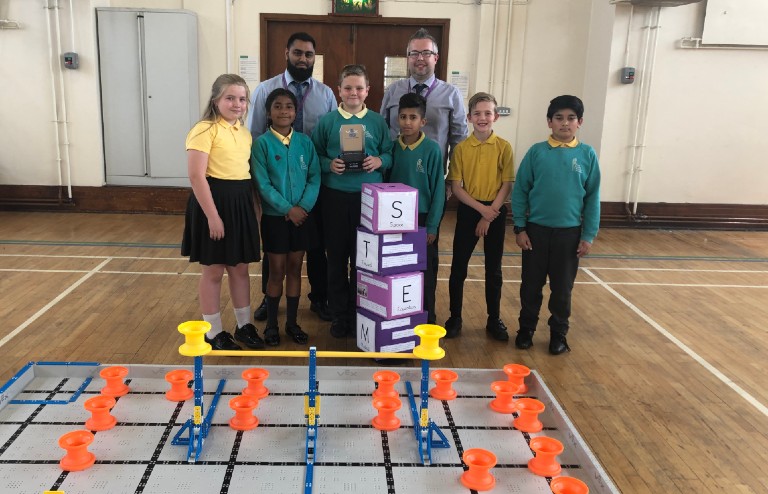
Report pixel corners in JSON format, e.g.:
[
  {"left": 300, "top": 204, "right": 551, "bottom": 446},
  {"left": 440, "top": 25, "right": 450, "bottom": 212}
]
[
  {"left": 511, "top": 95, "right": 601, "bottom": 355},
  {"left": 388, "top": 93, "right": 445, "bottom": 324},
  {"left": 311, "top": 64, "right": 393, "bottom": 337}
]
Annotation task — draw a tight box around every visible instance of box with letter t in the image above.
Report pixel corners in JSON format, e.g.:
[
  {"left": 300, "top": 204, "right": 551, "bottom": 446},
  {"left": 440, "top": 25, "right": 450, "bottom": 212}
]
[{"left": 356, "top": 183, "right": 427, "bottom": 353}]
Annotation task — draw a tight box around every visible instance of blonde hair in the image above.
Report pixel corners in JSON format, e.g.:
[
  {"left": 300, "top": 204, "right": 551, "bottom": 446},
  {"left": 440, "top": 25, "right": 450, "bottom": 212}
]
[{"left": 200, "top": 74, "right": 250, "bottom": 124}]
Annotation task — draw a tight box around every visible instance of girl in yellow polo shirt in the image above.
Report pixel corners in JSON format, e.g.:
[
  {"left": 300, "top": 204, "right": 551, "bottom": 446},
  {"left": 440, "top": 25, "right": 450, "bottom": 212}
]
[{"left": 181, "top": 74, "right": 263, "bottom": 351}]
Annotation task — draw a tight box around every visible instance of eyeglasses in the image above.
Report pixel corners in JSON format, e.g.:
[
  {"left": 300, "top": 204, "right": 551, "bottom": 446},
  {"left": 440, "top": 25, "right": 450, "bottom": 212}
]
[{"left": 407, "top": 50, "right": 437, "bottom": 59}]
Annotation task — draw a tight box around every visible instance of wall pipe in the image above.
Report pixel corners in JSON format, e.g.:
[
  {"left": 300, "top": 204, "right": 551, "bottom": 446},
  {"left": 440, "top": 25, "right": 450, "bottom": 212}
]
[
  {"left": 43, "top": 0, "right": 64, "bottom": 204},
  {"left": 500, "top": 0, "right": 514, "bottom": 104},
  {"left": 623, "top": 7, "right": 654, "bottom": 219},
  {"left": 631, "top": 6, "right": 661, "bottom": 215},
  {"left": 487, "top": 0, "right": 500, "bottom": 92},
  {"left": 225, "top": 0, "right": 233, "bottom": 73},
  {"left": 54, "top": 0, "right": 73, "bottom": 200}
]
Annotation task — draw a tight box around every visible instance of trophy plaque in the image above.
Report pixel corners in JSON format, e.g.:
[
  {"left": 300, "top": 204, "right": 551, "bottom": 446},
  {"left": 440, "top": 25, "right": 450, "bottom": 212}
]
[{"left": 339, "top": 124, "right": 367, "bottom": 171}]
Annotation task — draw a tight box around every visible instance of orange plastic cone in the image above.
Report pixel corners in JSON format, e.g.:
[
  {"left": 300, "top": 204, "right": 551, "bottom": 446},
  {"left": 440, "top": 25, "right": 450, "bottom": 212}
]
[
  {"left": 165, "top": 369, "right": 194, "bottom": 401},
  {"left": 84, "top": 395, "right": 117, "bottom": 431},
  {"left": 100, "top": 366, "right": 130, "bottom": 397},
  {"left": 58, "top": 430, "right": 96, "bottom": 471},
  {"left": 528, "top": 436, "right": 564, "bottom": 477},
  {"left": 429, "top": 369, "right": 458, "bottom": 400},
  {"left": 550, "top": 476, "right": 590, "bottom": 494},
  {"left": 461, "top": 448, "right": 497, "bottom": 491}
]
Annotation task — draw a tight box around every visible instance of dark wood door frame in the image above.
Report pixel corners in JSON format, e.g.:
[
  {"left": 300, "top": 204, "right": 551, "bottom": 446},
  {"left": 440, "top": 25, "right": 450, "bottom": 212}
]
[{"left": 259, "top": 14, "right": 451, "bottom": 82}]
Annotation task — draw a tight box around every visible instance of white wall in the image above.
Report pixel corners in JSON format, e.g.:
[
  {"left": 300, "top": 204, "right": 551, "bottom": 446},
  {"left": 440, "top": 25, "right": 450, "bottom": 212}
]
[{"left": 1, "top": 0, "right": 766, "bottom": 206}]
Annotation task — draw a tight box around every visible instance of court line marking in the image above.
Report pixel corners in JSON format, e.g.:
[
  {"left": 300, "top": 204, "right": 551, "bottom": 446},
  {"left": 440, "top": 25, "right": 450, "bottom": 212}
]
[
  {"left": 3, "top": 242, "right": 768, "bottom": 263},
  {"left": 582, "top": 267, "right": 768, "bottom": 419},
  {"left": 2, "top": 267, "right": 767, "bottom": 289},
  {"left": 4, "top": 254, "right": 768, "bottom": 275},
  {"left": 0, "top": 259, "right": 113, "bottom": 350}
]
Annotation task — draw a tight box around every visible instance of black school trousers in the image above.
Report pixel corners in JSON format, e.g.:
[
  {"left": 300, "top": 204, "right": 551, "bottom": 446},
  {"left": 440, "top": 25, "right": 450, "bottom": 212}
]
[
  {"left": 320, "top": 186, "right": 361, "bottom": 322},
  {"left": 448, "top": 202, "right": 507, "bottom": 320},
  {"left": 518, "top": 222, "right": 581, "bottom": 336}
]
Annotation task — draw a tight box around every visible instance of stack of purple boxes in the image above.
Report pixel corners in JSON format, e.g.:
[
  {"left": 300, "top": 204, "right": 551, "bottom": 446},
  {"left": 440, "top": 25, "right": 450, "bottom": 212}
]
[{"left": 355, "top": 183, "right": 428, "bottom": 355}]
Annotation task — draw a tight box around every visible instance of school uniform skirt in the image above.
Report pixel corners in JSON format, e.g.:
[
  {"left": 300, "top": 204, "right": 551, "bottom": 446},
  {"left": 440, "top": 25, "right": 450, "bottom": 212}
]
[{"left": 181, "top": 177, "right": 261, "bottom": 266}]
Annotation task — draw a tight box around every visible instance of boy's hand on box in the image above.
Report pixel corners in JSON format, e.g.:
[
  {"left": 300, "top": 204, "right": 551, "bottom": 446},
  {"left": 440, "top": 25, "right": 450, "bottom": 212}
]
[
  {"left": 363, "top": 155, "right": 382, "bottom": 173},
  {"left": 475, "top": 219, "right": 490, "bottom": 237},
  {"left": 576, "top": 240, "right": 592, "bottom": 257},
  {"left": 331, "top": 158, "right": 346, "bottom": 175},
  {"left": 515, "top": 231, "right": 532, "bottom": 251},
  {"left": 427, "top": 233, "right": 437, "bottom": 245}
]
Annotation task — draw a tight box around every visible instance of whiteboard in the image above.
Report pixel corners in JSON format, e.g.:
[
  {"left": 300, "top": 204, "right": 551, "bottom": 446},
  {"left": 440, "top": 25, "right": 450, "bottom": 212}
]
[{"left": 702, "top": 0, "right": 768, "bottom": 45}]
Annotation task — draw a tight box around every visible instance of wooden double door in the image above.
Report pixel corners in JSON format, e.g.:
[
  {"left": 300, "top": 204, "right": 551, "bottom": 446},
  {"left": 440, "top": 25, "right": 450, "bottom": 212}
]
[{"left": 260, "top": 14, "right": 450, "bottom": 112}]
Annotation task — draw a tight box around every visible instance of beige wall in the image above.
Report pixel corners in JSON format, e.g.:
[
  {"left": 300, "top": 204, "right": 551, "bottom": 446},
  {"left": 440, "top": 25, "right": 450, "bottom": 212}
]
[{"left": 1, "top": 0, "right": 766, "bottom": 205}]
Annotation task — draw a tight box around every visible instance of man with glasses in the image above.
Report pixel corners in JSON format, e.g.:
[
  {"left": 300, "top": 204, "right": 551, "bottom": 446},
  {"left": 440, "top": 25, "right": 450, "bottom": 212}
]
[
  {"left": 247, "top": 32, "right": 336, "bottom": 323},
  {"left": 380, "top": 28, "right": 468, "bottom": 326},
  {"left": 380, "top": 28, "right": 468, "bottom": 175}
]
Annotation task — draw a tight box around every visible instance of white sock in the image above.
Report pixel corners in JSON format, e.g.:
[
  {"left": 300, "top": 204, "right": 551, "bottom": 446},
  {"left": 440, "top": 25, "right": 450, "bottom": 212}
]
[
  {"left": 202, "top": 312, "right": 223, "bottom": 339},
  {"left": 234, "top": 306, "right": 251, "bottom": 328}
]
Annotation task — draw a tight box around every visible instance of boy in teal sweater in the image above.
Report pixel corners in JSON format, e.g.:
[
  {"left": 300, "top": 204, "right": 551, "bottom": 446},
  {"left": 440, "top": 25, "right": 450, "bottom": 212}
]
[
  {"left": 388, "top": 93, "right": 444, "bottom": 324},
  {"left": 511, "top": 95, "right": 601, "bottom": 355},
  {"left": 311, "top": 64, "right": 393, "bottom": 337}
]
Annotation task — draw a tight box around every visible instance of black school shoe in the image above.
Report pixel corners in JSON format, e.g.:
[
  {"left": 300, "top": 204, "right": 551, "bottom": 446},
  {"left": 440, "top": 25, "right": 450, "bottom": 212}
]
[
  {"left": 205, "top": 331, "right": 241, "bottom": 351},
  {"left": 285, "top": 323, "right": 309, "bottom": 344},
  {"left": 253, "top": 297, "right": 268, "bottom": 322},
  {"left": 486, "top": 318, "right": 509, "bottom": 342},
  {"left": 330, "top": 319, "right": 349, "bottom": 339},
  {"left": 310, "top": 300, "right": 333, "bottom": 321},
  {"left": 549, "top": 333, "right": 571, "bottom": 355},
  {"left": 444, "top": 316, "right": 462, "bottom": 338},
  {"left": 514, "top": 329, "right": 534, "bottom": 349},
  {"left": 234, "top": 323, "right": 265, "bottom": 349},
  {"left": 263, "top": 325, "right": 280, "bottom": 347}
]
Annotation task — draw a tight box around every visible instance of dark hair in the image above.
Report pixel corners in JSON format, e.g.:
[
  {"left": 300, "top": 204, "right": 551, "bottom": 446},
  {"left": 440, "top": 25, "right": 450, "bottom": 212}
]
[
  {"left": 287, "top": 32, "right": 316, "bottom": 50},
  {"left": 547, "top": 95, "right": 584, "bottom": 120},
  {"left": 398, "top": 93, "right": 427, "bottom": 118},
  {"left": 467, "top": 92, "right": 498, "bottom": 113},
  {"left": 338, "top": 64, "right": 368, "bottom": 85},
  {"left": 407, "top": 28, "right": 438, "bottom": 54},
  {"left": 265, "top": 88, "right": 298, "bottom": 126}
]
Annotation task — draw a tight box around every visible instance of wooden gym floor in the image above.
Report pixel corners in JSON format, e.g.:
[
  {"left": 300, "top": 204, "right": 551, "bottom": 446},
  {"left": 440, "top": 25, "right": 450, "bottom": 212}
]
[{"left": 0, "top": 210, "right": 766, "bottom": 493}]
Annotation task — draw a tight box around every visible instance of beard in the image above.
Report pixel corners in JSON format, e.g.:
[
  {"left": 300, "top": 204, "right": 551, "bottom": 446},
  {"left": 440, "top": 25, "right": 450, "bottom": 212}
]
[{"left": 286, "top": 59, "right": 314, "bottom": 82}]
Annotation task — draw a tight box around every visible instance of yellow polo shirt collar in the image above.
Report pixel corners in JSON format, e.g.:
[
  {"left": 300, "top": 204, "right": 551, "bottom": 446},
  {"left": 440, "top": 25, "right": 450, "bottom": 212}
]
[
  {"left": 398, "top": 132, "right": 425, "bottom": 150},
  {"left": 338, "top": 104, "right": 369, "bottom": 119},
  {"left": 548, "top": 136, "right": 579, "bottom": 148},
  {"left": 270, "top": 126, "right": 293, "bottom": 146},
  {"left": 467, "top": 131, "right": 499, "bottom": 147}
]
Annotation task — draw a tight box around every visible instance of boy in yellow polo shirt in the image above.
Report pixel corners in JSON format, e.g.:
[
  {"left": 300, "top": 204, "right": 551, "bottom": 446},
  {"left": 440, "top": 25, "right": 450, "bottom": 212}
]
[{"left": 445, "top": 92, "right": 514, "bottom": 340}]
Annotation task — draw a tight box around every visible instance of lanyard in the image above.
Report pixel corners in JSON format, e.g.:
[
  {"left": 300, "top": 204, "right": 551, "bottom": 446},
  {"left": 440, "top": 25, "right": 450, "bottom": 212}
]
[
  {"left": 410, "top": 78, "right": 438, "bottom": 99},
  {"left": 282, "top": 74, "right": 313, "bottom": 110}
]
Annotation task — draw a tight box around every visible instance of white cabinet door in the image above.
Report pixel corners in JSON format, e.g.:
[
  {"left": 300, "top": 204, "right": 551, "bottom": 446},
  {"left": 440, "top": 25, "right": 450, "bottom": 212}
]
[{"left": 97, "top": 8, "right": 198, "bottom": 186}]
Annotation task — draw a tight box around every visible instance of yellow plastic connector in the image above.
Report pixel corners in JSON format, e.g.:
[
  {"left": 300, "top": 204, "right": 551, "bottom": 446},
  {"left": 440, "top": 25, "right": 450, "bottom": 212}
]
[
  {"left": 178, "top": 321, "right": 213, "bottom": 357},
  {"left": 420, "top": 408, "right": 429, "bottom": 427},
  {"left": 412, "top": 324, "right": 446, "bottom": 360},
  {"left": 193, "top": 405, "right": 202, "bottom": 425}
]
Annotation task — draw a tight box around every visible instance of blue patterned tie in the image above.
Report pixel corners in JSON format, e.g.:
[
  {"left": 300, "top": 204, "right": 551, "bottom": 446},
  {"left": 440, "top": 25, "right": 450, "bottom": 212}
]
[
  {"left": 293, "top": 81, "right": 306, "bottom": 133},
  {"left": 413, "top": 83, "right": 427, "bottom": 96}
]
